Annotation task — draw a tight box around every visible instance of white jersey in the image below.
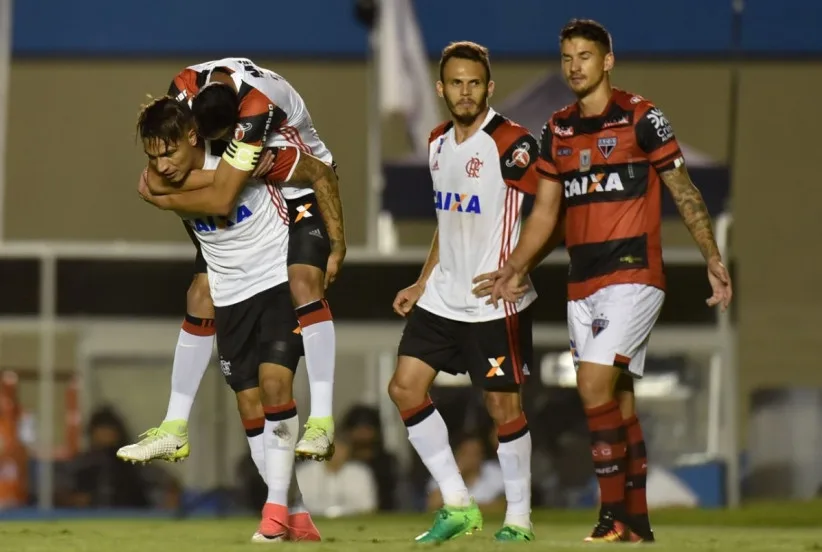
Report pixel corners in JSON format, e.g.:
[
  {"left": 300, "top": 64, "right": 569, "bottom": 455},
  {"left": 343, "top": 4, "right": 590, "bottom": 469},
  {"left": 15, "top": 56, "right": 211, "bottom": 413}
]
[
  {"left": 417, "top": 109, "right": 540, "bottom": 323},
  {"left": 181, "top": 148, "right": 290, "bottom": 307},
  {"left": 169, "top": 57, "right": 333, "bottom": 200}
]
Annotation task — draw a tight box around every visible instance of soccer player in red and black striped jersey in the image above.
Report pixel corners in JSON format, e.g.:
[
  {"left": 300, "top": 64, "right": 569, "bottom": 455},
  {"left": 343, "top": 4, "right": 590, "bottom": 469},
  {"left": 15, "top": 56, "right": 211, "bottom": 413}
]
[{"left": 484, "top": 19, "right": 733, "bottom": 542}]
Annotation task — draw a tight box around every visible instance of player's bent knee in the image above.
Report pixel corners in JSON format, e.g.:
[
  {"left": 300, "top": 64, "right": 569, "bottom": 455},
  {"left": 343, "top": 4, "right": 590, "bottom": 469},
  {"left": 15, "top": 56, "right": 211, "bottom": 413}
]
[
  {"left": 484, "top": 391, "right": 522, "bottom": 426},
  {"left": 187, "top": 274, "right": 215, "bottom": 318},
  {"left": 388, "top": 357, "right": 436, "bottom": 410},
  {"left": 235, "top": 387, "right": 264, "bottom": 420},
  {"left": 288, "top": 264, "right": 324, "bottom": 305},
  {"left": 576, "top": 361, "right": 621, "bottom": 407},
  {"left": 259, "top": 363, "right": 294, "bottom": 406}
]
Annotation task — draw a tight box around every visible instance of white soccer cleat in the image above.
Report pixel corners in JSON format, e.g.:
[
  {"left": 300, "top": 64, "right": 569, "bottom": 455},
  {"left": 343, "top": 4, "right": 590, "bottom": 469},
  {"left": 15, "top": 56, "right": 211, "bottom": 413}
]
[
  {"left": 250, "top": 531, "right": 287, "bottom": 544},
  {"left": 294, "top": 417, "right": 335, "bottom": 461},
  {"left": 116, "top": 420, "right": 189, "bottom": 464}
]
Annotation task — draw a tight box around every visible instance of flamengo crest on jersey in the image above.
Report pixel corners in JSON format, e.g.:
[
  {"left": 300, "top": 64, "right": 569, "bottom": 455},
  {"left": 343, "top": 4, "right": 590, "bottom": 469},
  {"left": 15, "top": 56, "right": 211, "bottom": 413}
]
[
  {"left": 178, "top": 58, "right": 334, "bottom": 200},
  {"left": 417, "top": 108, "right": 538, "bottom": 323},
  {"left": 181, "top": 146, "right": 289, "bottom": 307}
]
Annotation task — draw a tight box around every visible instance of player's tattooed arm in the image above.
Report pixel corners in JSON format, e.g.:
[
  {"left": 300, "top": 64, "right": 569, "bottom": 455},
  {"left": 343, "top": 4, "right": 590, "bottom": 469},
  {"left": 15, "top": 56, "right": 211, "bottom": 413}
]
[
  {"left": 288, "top": 154, "right": 347, "bottom": 255},
  {"left": 660, "top": 164, "right": 721, "bottom": 262}
]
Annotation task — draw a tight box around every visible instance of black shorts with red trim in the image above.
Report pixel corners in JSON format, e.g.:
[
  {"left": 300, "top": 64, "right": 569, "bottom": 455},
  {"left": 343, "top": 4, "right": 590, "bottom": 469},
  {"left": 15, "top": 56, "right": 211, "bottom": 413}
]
[
  {"left": 214, "top": 282, "right": 304, "bottom": 393},
  {"left": 397, "top": 306, "right": 533, "bottom": 392},
  {"left": 286, "top": 192, "right": 331, "bottom": 270}
]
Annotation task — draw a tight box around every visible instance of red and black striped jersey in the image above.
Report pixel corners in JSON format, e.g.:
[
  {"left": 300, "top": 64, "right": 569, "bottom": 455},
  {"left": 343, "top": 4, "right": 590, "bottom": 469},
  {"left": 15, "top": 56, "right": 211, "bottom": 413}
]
[
  {"left": 168, "top": 58, "right": 332, "bottom": 200},
  {"left": 536, "top": 88, "right": 683, "bottom": 301}
]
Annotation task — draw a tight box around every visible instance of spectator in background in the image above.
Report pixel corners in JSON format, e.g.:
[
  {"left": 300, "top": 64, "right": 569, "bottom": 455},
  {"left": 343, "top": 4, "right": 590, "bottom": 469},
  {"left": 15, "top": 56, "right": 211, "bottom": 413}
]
[
  {"left": 426, "top": 433, "right": 505, "bottom": 513},
  {"left": 296, "top": 433, "right": 377, "bottom": 517},
  {"left": 341, "top": 404, "right": 399, "bottom": 510},
  {"left": 58, "top": 406, "right": 178, "bottom": 509}
]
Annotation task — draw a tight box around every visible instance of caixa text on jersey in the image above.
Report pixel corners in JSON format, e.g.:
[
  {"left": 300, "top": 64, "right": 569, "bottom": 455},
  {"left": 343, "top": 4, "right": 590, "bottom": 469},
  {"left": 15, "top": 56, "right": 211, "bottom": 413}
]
[
  {"left": 434, "top": 191, "right": 482, "bottom": 214},
  {"left": 187, "top": 204, "right": 254, "bottom": 233}
]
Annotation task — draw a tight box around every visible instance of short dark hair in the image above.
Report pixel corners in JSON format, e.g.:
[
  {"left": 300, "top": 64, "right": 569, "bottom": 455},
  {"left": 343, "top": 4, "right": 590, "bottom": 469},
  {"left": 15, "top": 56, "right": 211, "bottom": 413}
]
[
  {"left": 439, "top": 41, "right": 492, "bottom": 83},
  {"left": 136, "top": 96, "right": 195, "bottom": 148},
  {"left": 191, "top": 82, "right": 239, "bottom": 139},
  {"left": 559, "top": 19, "right": 613, "bottom": 53}
]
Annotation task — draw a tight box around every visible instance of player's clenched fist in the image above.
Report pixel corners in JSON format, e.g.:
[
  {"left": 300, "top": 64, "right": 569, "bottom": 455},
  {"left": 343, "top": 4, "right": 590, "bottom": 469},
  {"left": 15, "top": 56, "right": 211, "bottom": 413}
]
[{"left": 392, "top": 282, "right": 424, "bottom": 317}]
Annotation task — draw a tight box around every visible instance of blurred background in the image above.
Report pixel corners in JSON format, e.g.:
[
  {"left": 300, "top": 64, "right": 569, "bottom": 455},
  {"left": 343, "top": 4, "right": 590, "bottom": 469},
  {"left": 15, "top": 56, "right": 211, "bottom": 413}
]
[{"left": 0, "top": 0, "right": 820, "bottom": 520}]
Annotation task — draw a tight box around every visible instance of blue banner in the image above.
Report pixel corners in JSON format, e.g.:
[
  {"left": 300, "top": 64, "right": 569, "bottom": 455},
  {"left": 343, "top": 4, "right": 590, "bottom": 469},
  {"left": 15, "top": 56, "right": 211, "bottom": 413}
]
[{"left": 12, "top": 0, "right": 822, "bottom": 57}]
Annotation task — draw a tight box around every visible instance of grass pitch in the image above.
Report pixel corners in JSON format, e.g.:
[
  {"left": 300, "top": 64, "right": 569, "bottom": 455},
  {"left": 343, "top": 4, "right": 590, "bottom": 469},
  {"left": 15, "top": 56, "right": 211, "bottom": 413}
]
[{"left": 3, "top": 501, "right": 822, "bottom": 552}]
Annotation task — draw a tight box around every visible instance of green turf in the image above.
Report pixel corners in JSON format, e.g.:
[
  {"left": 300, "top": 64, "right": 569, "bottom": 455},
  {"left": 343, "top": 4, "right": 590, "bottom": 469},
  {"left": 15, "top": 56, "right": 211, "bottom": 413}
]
[{"left": 3, "top": 502, "right": 822, "bottom": 551}]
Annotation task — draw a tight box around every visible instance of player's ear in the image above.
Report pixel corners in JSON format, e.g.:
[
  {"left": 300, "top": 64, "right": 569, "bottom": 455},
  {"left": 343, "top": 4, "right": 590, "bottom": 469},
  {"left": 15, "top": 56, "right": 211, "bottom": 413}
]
[
  {"left": 435, "top": 81, "right": 444, "bottom": 98},
  {"left": 487, "top": 80, "right": 495, "bottom": 99},
  {"left": 603, "top": 52, "right": 615, "bottom": 72},
  {"left": 187, "top": 127, "right": 198, "bottom": 146}
]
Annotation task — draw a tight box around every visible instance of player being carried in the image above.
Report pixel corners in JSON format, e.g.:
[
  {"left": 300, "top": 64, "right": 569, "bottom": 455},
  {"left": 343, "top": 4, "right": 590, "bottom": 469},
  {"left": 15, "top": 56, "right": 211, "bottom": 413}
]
[
  {"left": 389, "top": 42, "right": 539, "bottom": 543},
  {"left": 479, "top": 19, "right": 733, "bottom": 543},
  {"left": 118, "top": 58, "right": 343, "bottom": 464},
  {"left": 135, "top": 96, "right": 326, "bottom": 542}
]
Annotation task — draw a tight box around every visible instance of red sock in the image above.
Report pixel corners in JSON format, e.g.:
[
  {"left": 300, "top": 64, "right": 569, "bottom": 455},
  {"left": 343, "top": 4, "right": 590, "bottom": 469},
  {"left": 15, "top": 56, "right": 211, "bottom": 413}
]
[
  {"left": 624, "top": 415, "right": 648, "bottom": 517},
  {"left": 585, "top": 400, "right": 627, "bottom": 513}
]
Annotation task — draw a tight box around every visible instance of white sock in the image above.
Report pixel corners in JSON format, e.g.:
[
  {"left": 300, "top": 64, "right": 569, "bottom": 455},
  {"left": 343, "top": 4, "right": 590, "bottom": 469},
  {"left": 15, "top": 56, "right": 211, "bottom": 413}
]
[
  {"left": 404, "top": 399, "right": 470, "bottom": 507},
  {"left": 497, "top": 420, "right": 532, "bottom": 529},
  {"left": 264, "top": 402, "right": 299, "bottom": 506},
  {"left": 246, "top": 427, "right": 266, "bottom": 483},
  {"left": 164, "top": 326, "right": 214, "bottom": 423},
  {"left": 288, "top": 468, "right": 308, "bottom": 515},
  {"left": 296, "top": 301, "right": 335, "bottom": 419}
]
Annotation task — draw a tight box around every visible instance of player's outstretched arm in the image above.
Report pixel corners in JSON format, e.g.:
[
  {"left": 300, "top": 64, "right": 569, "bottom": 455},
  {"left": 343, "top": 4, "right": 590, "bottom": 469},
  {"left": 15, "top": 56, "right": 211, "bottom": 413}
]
[{"left": 506, "top": 178, "right": 563, "bottom": 275}]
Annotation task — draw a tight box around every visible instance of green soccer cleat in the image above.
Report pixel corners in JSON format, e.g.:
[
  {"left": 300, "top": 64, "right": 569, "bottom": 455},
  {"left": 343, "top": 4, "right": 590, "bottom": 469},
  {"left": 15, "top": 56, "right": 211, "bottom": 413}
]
[
  {"left": 116, "top": 419, "right": 189, "bottom": 464},
  {"left": 494, "top": 525, "right": 536, "bottom": 542},
  {"left": 295, "top": 416, "right": 335, "bottom": 461},
  {"left": 414, "top": 501, "right": 483, "bottom": 543}
]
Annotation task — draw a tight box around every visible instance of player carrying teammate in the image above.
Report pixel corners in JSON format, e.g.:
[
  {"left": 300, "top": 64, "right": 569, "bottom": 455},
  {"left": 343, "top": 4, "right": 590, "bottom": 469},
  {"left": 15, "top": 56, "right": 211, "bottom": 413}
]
[
  {"left": 389, "top": 42, "right": 538, "bottom": 543},
  {"left": 484, "top": 19, "right": 733, "bottom": 543},
  {"left": 135, "top": 96, "right": 327, "bottom": 541},
  {"left": 119, "top": 58, "right": 343, "bottom": 463}
]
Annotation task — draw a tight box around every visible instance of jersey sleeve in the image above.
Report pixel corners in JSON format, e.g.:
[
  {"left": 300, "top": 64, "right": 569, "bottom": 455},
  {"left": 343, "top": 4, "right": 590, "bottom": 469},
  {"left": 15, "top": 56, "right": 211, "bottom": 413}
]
[
  {"left": 233, "top": 85, "right": 288, "bottom": 147},
  {"left": 635, "top": 104, "right": 684, "bottom": 172},
  {"left": 499, "top": 132, "right": 539, "bottom": 195},
  {"left": 536, "top": 121, "right": 560, "bottom": 181},
  {"left": 222, "top": 85, "right": 289, "bottom": 172},
  {"left": 167, "top": 68, "right": 199, "bottom": 103},
  {"left": 265, "top": 146, "right": 301, "bottom": 183}
]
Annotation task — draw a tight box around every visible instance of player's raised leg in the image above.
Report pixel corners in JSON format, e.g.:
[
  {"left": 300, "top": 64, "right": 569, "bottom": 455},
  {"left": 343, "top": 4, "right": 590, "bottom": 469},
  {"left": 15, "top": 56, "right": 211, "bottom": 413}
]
[
  {"left": 390, "top": 308, "right": 482, "bottom": 543},
  {"left": 288, "top": 201, "right": 337, "bottom": 461},
  {"left": 473, "top": 309, "right": 535, "bottom": 542},
  {"left": 117, "top": 270, "right": 214, "bottom": 463}
]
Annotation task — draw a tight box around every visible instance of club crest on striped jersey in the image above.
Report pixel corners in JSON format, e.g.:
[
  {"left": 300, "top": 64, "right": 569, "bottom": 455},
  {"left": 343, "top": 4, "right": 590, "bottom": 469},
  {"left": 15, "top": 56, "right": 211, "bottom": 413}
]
[
  {"left": 598, "top": 137, "right": 617, "bottom": 159},
  {"left": 505, "top": 141, "right": 531, "bottom": 169}
]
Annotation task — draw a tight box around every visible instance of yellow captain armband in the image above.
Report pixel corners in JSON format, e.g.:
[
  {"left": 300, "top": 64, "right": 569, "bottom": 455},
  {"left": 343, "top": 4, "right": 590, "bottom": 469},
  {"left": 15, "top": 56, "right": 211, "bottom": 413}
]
[{"left": 222, "top": 140, "right": 263, "bottom": 172}]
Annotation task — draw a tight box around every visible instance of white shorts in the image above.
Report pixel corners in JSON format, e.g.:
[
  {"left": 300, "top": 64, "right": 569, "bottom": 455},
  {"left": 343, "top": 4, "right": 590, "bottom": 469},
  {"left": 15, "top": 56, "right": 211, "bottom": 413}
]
[{"left": 567, "top": 284, "right": 665, "bottom": 378}]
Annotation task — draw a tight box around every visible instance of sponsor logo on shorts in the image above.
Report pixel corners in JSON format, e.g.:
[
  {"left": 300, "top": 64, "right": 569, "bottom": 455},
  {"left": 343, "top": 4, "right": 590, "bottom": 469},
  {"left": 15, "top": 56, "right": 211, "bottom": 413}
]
[{"left": 486, "top": 356, "right": 505, "bottom": 377}]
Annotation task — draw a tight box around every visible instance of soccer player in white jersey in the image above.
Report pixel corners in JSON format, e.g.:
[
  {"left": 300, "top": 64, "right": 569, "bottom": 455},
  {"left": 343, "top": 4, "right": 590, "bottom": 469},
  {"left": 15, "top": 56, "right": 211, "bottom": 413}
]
[
  {"left": 133, "top": 96, "right": 326, "bottom": 542},
  {"left": 388, "top": 42, "right": 539, "bottom": 543},
  {"left": 123, "top": 58, "right": 343, "bottom": 463}
]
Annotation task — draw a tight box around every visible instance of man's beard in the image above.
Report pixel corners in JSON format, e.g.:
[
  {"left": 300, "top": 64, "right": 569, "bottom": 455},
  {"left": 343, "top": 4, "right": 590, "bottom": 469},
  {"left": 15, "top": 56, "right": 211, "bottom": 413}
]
[
  {"left": 445, "top": 94, "right": 488, "bottom": 126},
  {"left": 570, "top": 72, "right": 604, "bottom": 99}
]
